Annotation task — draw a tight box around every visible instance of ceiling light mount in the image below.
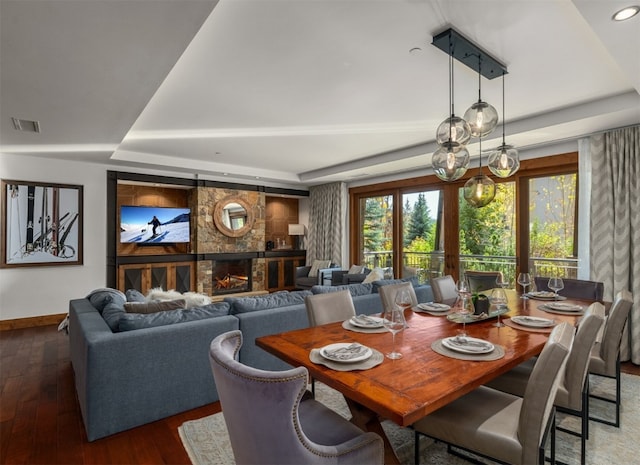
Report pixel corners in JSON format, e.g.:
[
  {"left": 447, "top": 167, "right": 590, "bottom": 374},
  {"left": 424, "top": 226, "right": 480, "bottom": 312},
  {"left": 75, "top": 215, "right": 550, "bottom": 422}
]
[
  {"left": 432, "top": 28, "right": 507, "bottom": 80},
  {"left": 612, "top": 5, "right": 640, "bottom": 21}
]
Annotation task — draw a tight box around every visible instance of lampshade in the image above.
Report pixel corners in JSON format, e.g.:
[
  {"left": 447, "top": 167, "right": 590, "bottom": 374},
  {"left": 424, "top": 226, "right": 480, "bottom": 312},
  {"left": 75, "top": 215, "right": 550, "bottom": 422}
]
[
  {"left": 463, "top": 174, "right": 496, "bottom": 208},
  {"left": 432, "top": 142, "right": 469, "bottom": 181},
  {"left": 487, "top": 143, "right": 520, "bottom": 178},
  {"left": 463, "top": 100, "right": 499, "bottom": 138},
  {"left": 288, "top": 224, "right": 305, "bottom": 235},
  {"left": 435, "top": 115, "right": 471, "bottom": 147}
]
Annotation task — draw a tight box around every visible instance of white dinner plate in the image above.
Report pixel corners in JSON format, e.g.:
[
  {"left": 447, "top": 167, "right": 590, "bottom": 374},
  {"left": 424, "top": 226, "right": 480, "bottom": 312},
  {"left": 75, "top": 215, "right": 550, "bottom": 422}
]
[
  {"left": 545, "top": 302, "right": 583, "bottom": 312},
  {"left": 320, "top": 343, "right": 373, "bottom": 363},
  {"left": 349, "top": 315, "right": 384, "bottom": 328},
  {"left": 417, "top": 303, "right": 451, "bottom": 312},
  {"left": 441, "top": 337, "right": 494, "bottom": 354},
  {"left": 511, "top": 315, "right": 555, "bottom": 328}
]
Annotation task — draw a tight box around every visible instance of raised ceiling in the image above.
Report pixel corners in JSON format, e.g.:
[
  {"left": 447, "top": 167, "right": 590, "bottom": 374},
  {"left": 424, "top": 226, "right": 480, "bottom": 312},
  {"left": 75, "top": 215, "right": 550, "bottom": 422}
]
[{"left": 1, "top": 0, "right": 639, "bottom": 188}]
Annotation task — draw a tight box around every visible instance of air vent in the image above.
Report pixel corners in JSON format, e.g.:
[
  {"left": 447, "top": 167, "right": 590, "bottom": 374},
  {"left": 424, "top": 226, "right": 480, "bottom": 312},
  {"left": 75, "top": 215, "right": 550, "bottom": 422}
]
[{"left": 11, "top": 117, "right": 41, "bottom": 133}]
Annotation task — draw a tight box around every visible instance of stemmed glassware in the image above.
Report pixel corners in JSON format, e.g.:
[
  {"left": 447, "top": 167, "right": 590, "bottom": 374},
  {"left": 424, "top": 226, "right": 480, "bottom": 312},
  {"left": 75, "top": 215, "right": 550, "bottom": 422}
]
[
  {"left": 394, "top": 288, "right": 412, "bottom": 328},
  {"left": 517, "top": 273, "right": 531, "bottom": 298},
  {"left": 382, "top": 304, "right": 405, "bottom": 359},
  {"left": 548, "top": 277, "right": 564, "bottom": 300},
  {"left": 456, "top": 278, "right": 472, "bottom": 336},
  {"left": 489, "top": 287, "right": 508, "bottom": 327}
]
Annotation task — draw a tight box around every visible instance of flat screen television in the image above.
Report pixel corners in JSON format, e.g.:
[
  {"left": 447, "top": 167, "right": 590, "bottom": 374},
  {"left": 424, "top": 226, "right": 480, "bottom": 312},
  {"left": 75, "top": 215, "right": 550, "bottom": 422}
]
[{"left": 120, "top": 206, "right": 191, "bottom": 244}]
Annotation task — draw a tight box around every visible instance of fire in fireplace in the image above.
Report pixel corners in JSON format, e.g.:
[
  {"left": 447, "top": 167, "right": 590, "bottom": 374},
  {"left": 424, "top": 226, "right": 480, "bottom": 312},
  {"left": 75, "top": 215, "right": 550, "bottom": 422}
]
[{"left": 211, "top": 259, "right": 252, "bottom": 295}]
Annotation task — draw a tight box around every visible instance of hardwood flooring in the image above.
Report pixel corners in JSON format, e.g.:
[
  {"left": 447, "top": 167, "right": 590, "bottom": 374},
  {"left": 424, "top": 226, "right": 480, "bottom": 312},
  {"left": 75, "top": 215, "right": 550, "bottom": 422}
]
[{"left": 1, "top": 324, "right": 638, "bottom": 464}]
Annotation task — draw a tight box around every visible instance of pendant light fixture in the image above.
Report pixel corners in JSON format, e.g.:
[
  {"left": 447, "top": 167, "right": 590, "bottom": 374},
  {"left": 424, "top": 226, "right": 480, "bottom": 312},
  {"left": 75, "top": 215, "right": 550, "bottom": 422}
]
[
  {"left": 463, "top": 136, "right": 496, "bottom": 208},
  {"left": 432, "top": 32, "right": 471, "bottom": 181},
  {"left": 463, "top": 58, "right": 499, "bottom": 138},
  {"left": 487, "top": 73, "right": 520, "bottom": 178}
]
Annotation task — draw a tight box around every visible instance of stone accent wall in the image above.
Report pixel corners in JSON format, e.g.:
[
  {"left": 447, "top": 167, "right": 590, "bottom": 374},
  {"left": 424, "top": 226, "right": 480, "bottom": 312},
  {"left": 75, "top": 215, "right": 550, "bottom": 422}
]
[{"left": 191, "top": 187, "right": 266, "bottom": 294}]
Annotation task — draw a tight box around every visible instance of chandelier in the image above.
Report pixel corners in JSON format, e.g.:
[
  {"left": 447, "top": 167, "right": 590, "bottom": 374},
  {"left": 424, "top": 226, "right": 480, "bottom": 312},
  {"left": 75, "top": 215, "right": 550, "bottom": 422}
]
[{"left": 431, "top": 28, "right": 518, "bottom": 207}]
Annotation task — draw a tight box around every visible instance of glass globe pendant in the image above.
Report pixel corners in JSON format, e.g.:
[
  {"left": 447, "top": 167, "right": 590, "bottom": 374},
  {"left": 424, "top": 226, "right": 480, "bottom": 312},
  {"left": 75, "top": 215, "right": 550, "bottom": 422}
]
[
  {"left": 487, "top": 73, "right": 519, "bottom": 178},
  {"left": 463, "top": 100, "right": 498, "bottom": 137},
  {"left": 436, "top": 115, "right": 471, "bottom": 147},
  {"left": 487, "top": 143, "right": 519, "bottom": 178},
  {"left": 432, "top": 142, "right": 470, "bottom": 181},
  {"left": 463, "top": 173, "right": 496, "bottom": 207},
  {"left": 463, "top": 135, "right": 495, "bottom": 208}
]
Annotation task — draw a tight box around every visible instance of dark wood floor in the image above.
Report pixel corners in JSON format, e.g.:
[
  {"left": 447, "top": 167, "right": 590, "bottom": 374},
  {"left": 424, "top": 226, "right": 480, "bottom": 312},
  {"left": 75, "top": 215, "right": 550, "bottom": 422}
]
[{"left": 1, "top": 325, "right": 639, "bottom": 465}]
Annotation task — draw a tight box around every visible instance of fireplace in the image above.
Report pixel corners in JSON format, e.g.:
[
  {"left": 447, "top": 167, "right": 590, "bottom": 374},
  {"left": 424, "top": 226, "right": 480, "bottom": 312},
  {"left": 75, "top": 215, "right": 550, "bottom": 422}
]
[{"left": 211, "top": 258, "right": 252, "bottom": 295}]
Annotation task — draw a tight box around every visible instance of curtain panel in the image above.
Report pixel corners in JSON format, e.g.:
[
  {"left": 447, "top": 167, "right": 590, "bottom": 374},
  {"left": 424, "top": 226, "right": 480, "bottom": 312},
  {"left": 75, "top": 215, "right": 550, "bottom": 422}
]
[
  {"left": 307, "top": 182, "right": 345, "bottom": 267},
  {"left": 590, "top": 125, "right": 640, "bottom": 364}
]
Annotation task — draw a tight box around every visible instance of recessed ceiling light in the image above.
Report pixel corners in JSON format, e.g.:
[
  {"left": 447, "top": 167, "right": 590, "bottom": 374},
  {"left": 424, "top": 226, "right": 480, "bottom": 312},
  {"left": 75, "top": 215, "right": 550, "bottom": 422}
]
[{"left": 612, "top": 5, "right": 640, "bottom": 21}]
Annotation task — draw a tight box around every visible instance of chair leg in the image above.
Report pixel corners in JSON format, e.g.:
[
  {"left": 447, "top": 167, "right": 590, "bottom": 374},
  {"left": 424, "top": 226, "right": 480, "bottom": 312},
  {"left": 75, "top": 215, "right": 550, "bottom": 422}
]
[
  {"left": 588, "top": 359, "right": 622, "bottom": 427},
  {"left": 414, "top": 431, "right": 420, "bottom": 465}
]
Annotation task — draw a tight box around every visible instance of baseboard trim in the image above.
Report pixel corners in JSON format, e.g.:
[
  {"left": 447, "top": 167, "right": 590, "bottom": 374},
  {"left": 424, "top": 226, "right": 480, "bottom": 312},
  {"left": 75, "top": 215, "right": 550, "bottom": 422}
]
[{"left": 0, "top": 313, "right": 67, "bottom": 331}]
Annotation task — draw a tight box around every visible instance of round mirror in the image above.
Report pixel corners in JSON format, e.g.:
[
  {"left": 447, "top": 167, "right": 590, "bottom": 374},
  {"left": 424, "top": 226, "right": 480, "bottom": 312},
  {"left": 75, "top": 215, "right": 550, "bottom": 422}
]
[{"left": 213, "top": 196, "right": 254, "bottom": 237}]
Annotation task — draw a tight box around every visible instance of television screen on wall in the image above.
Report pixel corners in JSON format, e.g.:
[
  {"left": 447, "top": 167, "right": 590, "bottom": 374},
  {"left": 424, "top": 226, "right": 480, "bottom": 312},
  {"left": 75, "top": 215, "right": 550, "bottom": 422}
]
[{"left": 120, "top": 206, "right": 191, "bottom": 244}]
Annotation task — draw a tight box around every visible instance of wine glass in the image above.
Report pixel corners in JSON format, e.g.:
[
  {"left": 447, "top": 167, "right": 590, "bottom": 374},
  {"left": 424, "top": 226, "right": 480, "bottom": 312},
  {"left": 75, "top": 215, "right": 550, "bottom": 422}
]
[
  {"left": 517, "top": 273, "right": 531, "bottom": 298},
  {"left": 548, "top": 277, "right": 564, "bottom": 300},
  {"left": 489, "top": 288, "right": 508, "bottom": 327},
  {"left": 456, "top": 279, "right": 472, "bottom": 336},
  {"left": 496, "top": 274, "right": 509, "bottom": 290},
  {"left": 382, "top": 305, "right": 405, "bottom": 359},
  {"left": 394, "top": 288, "right": 412, "bottom": 328}
]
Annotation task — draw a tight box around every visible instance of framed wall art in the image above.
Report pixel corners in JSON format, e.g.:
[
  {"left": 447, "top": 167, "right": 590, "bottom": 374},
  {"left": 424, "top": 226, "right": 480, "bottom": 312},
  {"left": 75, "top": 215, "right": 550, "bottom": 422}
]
[{"left": 1, "top": 180, "right": 83, "bottom": 267}]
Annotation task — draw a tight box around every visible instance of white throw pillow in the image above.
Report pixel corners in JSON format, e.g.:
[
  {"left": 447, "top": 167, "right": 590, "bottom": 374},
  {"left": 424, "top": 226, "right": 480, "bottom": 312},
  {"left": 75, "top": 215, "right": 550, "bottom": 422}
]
[
  {"left": 348, "top": 264, "right": 364, "bottom": 274},
  {"left": 362, "top": 267, "right": 384, "bottom": 283},
  {"left": 308, "top": 259, "right": 332, "bottom": 277}
]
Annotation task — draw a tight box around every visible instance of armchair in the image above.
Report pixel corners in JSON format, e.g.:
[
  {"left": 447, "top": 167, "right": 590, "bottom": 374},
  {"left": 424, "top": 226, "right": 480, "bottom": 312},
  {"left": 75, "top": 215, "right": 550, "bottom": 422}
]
[{"left": 295, "top": 262, "right": 340, "bottom": 290}]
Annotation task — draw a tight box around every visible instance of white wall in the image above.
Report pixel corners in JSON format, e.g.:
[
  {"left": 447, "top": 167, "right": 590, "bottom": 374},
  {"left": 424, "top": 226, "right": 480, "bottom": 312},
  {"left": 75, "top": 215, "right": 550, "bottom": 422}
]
[{"left": 0, "top": 153, "right": 110, "bottom": 320}]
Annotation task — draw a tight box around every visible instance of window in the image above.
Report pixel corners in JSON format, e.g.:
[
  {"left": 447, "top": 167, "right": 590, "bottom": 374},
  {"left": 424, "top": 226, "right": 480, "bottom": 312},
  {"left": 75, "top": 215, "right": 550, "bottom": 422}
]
[{"left": 349, "top": 153, "right": 578, "bottom": 283}]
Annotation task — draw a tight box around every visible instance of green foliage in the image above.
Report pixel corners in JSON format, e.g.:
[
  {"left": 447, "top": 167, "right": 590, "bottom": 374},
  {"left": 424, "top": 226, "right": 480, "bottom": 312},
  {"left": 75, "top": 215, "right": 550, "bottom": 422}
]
[
  {"left": 362, "top": 196, "right": 393, "bottom": 253},
  {"left": 405, "top": 193, "right": 434, "bottom": 247}
]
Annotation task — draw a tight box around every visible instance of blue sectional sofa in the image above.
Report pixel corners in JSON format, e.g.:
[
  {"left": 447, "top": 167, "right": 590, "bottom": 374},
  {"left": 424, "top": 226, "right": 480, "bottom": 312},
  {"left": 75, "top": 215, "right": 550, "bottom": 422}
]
[{"left": 69, "top": 280, "right": 433, "bottom": 441}]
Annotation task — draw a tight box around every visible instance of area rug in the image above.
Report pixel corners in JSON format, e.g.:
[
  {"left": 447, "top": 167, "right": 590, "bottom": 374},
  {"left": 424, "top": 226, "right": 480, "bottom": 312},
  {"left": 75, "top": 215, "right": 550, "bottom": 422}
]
[{"left": 179, "top": 373, "right": 639, "bottom": 465}]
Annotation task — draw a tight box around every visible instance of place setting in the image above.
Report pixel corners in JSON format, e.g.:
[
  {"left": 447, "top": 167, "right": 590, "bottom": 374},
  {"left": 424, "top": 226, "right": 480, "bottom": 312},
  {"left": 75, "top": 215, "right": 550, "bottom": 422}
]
[
  {"left": 538, "top": 301, "right": 585, "bottom": 315},
  {"left": 504, "top": 315, "right": 557, "bottom": 333},
  {"left": 310, "top": 341, "right": 384, "bottom": 371},
  {"left": 431, "top": 335, "right": 505, "bottom": 361},
  {"left": 342, "top": 313, "right": 388, "bottom": 333},
  {"left": 413, "top": 302, "right": 452, "bottom": 316}
]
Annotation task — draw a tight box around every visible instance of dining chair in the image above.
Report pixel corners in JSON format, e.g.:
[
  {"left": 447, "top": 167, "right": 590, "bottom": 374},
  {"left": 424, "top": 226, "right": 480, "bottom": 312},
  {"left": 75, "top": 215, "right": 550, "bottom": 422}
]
[
  {"left": 485, "top": 303, "right": 605, "bottom": 465},
  {"left": 588, "top": 289, "right": 633, "bottom": 427},
  {"left": 304, "top": 289, "right": 356, "bottom": 395},
  {"left": 209, "top": 330, "right": 384, "bottom": 465},
  {"left": 465, "top": 270, "right": 504, "bottom": 293},
  {"left": 305, "top": 289, "right": 356, "bottom": 326},
  {"left": 413, "top": 322, "right": 575, "bottom": 465},
  {"left": 429, "top": 275, "right": 458, "bottom": 306},
  {"left": 378, "top": 282, "right": 418, "bottom": 313},
  {"left": 533, "top": 277, "right": 604, "bottom": 301}
]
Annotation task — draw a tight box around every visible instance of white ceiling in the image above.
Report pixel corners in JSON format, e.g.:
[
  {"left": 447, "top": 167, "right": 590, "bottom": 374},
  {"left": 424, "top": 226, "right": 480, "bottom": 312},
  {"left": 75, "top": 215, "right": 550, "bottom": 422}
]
[{"left": 1, "top": 0, "right": 639, "bottom": 189}]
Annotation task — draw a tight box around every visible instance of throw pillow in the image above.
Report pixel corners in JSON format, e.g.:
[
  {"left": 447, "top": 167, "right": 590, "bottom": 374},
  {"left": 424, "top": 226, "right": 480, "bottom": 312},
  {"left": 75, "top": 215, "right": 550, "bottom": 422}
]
[
  {"left": 87, "top": 288, "right": 126, "bottom": 314},
  {"left": 308, "top": 259, "right": 331, "bottom": 278},
  {"left": 348, "top": 264, "right": 364, "bottom": 274},
  {"left": 101, "top": 296, "right": 126, "bottom": 331},
  {"left": 125, "top": 289, "right": 146, "bottom": 303},
  {"left": 362, "top": 267, "right": 384, "bottom": 284},
  {"left": 124, "top": 299, "right": 186, "bottom": 314}
]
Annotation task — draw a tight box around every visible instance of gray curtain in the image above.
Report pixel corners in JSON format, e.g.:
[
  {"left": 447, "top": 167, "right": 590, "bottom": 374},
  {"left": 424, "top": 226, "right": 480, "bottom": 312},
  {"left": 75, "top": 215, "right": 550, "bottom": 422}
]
[
  {"left": 307, "top": 182, "right": 345, "bottom": 266},
  {"left": 590, "top": 125, "right": 640, "bottom": 364}
]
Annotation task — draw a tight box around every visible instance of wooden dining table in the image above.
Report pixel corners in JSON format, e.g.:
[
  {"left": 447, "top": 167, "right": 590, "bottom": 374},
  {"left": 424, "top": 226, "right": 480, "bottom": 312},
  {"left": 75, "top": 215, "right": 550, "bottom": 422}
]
[{"left": 256, "top": 290, "right": 594, "bottom": 464}]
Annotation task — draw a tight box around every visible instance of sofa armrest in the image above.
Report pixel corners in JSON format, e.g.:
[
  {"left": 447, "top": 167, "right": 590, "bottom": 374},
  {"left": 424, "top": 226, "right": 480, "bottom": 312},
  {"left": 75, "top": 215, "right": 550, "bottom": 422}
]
[
  {"left": 317, "top": 267, "right": 337, "bottom": 285},
  {"left": 331, "top": 270, "right": 348, "bottom": 285}
]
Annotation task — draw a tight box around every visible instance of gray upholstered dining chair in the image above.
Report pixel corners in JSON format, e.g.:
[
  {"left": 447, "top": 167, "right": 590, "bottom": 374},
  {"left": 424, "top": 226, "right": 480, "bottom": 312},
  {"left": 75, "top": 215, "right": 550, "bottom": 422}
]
[
  {"left": 534, "top": 277, "right": 604, "bottom": 301},
  {"left": 485, "top": 303, "right": 605, "bottom": 465},
  {"left": 378, "top": 281, "right": 418, "bottom": 313},
  {"left": 465, "top": 270, "right": 503, "bottom": 293},
  {"left": 305, "top": 289, "right": 356, "bottom": 326},
  {"left": 209, "top": 330, "right": 384, "bottom": 465},
  {"left": 429, "top": 275, "right": 458, "bottom": 306},
  {"left": 413, "top": 322, "right": 575, "bottom": 465},
  {"left": 588, "top": 289, "right": 633, "bottom": 427}
]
